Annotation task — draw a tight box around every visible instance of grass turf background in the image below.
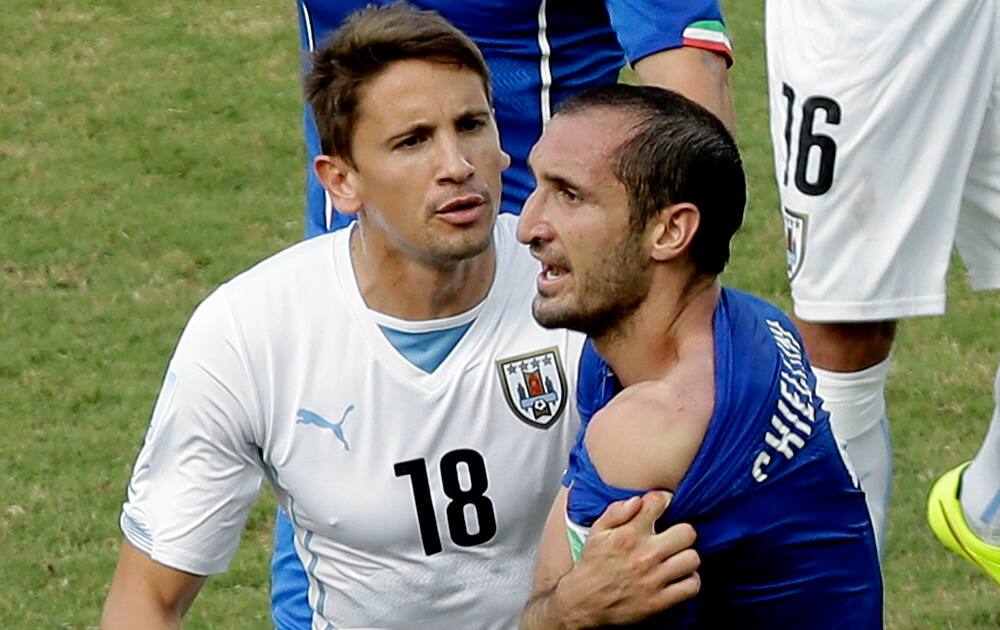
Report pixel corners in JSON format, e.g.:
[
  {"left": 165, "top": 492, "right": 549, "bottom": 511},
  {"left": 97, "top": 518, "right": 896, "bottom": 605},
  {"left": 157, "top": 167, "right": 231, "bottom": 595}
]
[{"left": 1, "top": 1, "right": 996, "bottom": 626}]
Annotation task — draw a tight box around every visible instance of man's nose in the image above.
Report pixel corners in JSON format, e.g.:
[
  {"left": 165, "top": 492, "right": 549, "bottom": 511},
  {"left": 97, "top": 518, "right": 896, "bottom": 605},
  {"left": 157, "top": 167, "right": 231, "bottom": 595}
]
[
  {"left": 437, "top": 137, "right": 475, "bottom": 183},
  {"left": 516, "top": 189, "right": 553, "bottom": 245}
]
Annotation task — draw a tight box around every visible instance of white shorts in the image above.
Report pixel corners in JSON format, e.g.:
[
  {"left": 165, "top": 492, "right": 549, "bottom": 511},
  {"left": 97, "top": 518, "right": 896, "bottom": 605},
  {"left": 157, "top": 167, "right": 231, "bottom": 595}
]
[{"left": 766, "top": 0, "right": 1000, "bottom": 322}]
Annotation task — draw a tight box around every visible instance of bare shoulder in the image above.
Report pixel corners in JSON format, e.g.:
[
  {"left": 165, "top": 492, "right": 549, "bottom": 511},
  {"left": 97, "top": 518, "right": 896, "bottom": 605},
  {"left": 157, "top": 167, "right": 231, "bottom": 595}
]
[{"left": 583, "top": 357, "right": 714, "bottom": 492}]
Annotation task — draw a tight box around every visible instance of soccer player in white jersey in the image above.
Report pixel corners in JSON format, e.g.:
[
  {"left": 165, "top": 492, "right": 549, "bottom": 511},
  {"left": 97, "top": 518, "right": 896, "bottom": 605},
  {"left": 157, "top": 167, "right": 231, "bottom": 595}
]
[
  {"left": 99, "top": 5, "right": 701, "bottom": 627},
  {"left": 766, "top": 0, "right": 1000, "bottom": 577}
]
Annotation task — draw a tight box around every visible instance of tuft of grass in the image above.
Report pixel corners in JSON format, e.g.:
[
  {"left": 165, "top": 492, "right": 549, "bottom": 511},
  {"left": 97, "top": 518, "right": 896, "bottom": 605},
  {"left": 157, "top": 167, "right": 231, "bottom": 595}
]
[
  {"left": 1, "top": 0, "right": 995, "bottom": 627},
  {"left": 1, "top": 1, "right": 297, "bottom": 626}
]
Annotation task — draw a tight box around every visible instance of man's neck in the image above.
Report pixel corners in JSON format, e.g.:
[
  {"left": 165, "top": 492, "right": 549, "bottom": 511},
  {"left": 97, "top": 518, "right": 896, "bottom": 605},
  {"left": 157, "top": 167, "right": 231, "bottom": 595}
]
[
  {"left": 593, "top": 276, "right": 720, "bottom": 387},
  {"left": 349, "top": 225, "right": 496, "bottom": 321}
]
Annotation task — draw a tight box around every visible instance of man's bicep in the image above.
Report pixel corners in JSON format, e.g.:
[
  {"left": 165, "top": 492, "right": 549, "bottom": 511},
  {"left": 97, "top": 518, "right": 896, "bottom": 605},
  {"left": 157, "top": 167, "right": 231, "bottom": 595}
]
[
  {"left": 532, "top": 487, "right": 574, "bottom": 596},
  {"left": 101, "top": 540, "right": 206, "bottom": 629}
]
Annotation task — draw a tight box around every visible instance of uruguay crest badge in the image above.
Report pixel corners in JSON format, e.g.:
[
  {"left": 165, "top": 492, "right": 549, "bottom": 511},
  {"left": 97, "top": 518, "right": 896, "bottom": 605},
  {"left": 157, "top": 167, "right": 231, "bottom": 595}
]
[
  {"left": 496, "top": 347, "right": 567, "bottom": 429},
  {"left": 782, "top": 206, "right": 808, "bottom": 281}
]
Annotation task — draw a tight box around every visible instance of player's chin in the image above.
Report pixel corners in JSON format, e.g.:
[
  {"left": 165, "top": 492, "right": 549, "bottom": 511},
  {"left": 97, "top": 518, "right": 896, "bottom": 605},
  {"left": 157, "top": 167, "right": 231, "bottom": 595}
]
[
  {"left": 530, "top": 296, "right": 577, "bottom": 330},
  {"left": 431, "top": 229, "right": 494, "bottom": 262}
]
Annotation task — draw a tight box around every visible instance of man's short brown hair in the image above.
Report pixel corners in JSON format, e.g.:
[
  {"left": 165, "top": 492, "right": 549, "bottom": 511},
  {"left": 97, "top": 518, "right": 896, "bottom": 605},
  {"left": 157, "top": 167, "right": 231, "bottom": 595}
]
[
  {"left": 306, "top": 2, "right": 492, "bottom": 163},
  {"left": 556, "top": 85, "right": 746, "bottom": 276}
]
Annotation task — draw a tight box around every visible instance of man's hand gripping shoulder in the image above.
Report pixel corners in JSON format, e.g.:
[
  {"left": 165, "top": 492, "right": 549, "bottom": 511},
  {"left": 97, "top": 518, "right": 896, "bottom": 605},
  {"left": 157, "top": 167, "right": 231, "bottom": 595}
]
[{"left": 521, "top": 376, "right": 713, "bottom": 629}]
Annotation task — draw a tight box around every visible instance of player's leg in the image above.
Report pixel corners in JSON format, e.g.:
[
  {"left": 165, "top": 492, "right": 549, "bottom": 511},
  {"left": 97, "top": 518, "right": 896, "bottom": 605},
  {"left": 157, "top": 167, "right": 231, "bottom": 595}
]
[
  {"left": 956, "top": 52, "right": 1000, "bottom": 545},
  {"left": 928, "top": 364, "right": 1000, "bottom": 584},
  {"left": 928, "top": 41, "right": 1000, "bottom": 581},
  {"left": 961, "top": 366, "right": 1000, "bottom": 543},
  {"left": 793, "top": 320, "right": 895, "bottom": 555},
  {"left": 298, "top": 0, "right": 369, "bottom": 238},
  {"left": 766, "top": 0, "right": 994, "bottom": 555},
  {"left": 298, "top": 0, "right": 331, "bottom": 238}
]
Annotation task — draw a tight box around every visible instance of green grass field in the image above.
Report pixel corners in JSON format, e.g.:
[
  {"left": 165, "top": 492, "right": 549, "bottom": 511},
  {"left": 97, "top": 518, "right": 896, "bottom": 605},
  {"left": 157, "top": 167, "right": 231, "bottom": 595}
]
[{"left": 1, "top": 1, "right": 997, "bottom": 627}]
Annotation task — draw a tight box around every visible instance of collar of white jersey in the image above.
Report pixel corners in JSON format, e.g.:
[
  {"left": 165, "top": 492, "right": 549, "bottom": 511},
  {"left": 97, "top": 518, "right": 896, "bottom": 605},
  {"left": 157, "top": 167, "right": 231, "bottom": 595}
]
[{"left": 328, "top": 218, "right": 522, "bottom": 388}]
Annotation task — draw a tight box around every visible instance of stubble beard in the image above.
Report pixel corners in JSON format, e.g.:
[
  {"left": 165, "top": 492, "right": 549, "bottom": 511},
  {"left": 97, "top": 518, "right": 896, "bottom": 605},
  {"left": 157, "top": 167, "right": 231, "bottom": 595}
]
[
  {"left": 422, "top": 197, "right": 499, "bottom": 265},
  {"left": 421, "top": 225, "right": 494, "bottom": 266},
  {"left": 532, "top": 227, "right": 651, "bottom": 339}
]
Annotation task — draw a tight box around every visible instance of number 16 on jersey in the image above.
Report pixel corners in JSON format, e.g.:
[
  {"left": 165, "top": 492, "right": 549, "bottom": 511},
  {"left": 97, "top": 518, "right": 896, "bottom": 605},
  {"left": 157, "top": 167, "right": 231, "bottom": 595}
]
[{"left": 780, "top": 82, "right": 841, "bottom": 196}]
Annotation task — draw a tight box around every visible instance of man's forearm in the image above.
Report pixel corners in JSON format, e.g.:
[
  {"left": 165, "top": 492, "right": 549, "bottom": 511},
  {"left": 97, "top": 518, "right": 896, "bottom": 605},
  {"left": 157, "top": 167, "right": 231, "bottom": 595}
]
[
  {"left": 101, "top": 600, "right": 182, "bottom": 630},
  {"left": 101, "top": 541, "right": 205, "bottom": 630},
  {"left": 521, "top": 589, "right": 564, "bottom": 630},
  {"left": 521, "top": 576, "right": 591, "bottom": 630},
  {"left": 634, "top": 47, "right": 735, "bottom": 131},
  {"left": 521, "top": 493, "right": 700, "bottom": 629}
]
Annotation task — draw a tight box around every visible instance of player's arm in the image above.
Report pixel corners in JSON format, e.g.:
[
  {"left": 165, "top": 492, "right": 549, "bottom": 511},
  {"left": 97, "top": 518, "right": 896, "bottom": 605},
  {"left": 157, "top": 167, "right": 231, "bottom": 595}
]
[
  {"left": 583, "top": 381, "right": 708, "bottom": 492},
  {"left": 522, "top": 488, "right": 699, "bottom": 629},
  {"left": 101, "top": 288, "right": 264, "bottom": 628},
  {"left": 101, "top": 540, "right": 206, "bottom": 629},
  {"left": 634, "top": 47, "right": 734, "bottom": 131},
  {"left": 605, "top": 0, "right": 735, "bottom": 130},
  {"left": 522, "top": 380, "right": 711, "bottom": 629},
  {"left": 529, "top": 487, "right": 576, "bottom": 600}
]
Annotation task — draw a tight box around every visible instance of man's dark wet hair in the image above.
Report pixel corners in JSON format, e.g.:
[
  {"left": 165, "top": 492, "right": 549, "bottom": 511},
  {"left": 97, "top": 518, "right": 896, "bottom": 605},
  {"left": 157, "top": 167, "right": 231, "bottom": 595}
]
[{"left": 556, "top": 85, "right": 746, "bottom": 275}]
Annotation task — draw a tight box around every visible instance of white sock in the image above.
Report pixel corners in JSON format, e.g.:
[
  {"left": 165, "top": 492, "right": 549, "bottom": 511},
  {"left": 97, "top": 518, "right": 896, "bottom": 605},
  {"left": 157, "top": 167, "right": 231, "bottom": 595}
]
[
  {"left": 812, "top": 357, "right": 893, "bottom": 557},
  {"left": 960, "top": 362, "right": 1000, "bottom": 545}
]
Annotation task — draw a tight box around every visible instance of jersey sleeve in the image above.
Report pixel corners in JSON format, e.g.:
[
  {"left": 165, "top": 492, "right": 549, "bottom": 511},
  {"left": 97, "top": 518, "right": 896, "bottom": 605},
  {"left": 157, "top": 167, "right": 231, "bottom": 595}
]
[
  {"left": 120, "top": 286, "right": 266, "bottom": 576},
  {"left": 562, "top": 340, "right": 608, "bottom": 487},
  {"left": 605, "top": 0, "right": 733, "bottom": 65},
  {"left": 564, "top": 442, "right": 646, "bottom": 562}
]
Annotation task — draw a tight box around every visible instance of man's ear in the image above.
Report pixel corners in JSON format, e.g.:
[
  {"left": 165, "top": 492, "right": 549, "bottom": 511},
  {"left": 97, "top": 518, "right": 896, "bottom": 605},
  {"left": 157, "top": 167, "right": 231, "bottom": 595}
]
[
  {"left": 315, "top": 154, "right": 363, "bottom": 215},
  {"left": 648, "top": 202, "right": 700, "bottom": 263}
]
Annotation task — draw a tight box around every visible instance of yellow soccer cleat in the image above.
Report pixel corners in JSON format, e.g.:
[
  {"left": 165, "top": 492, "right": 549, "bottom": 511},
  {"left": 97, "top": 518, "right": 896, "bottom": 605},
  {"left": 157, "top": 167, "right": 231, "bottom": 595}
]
[{"left": 927, "top": 462, "right": 1000, "bottom": 586}]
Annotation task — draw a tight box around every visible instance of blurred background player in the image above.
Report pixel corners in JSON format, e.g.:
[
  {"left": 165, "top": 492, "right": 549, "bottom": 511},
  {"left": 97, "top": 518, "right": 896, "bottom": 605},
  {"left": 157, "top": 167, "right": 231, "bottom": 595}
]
[
  {"left": 518, "top": 84, "right": 882, "bottom": 627},
  {"left": 766, "top": 0, "right": 1000, "bottom": 574}
]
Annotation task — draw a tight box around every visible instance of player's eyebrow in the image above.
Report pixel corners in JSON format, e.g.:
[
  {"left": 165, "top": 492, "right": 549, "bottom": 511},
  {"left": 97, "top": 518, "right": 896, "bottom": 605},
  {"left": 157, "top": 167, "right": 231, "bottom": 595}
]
[
  {"left": 386, "top": 122, "right": 433, "bottom": 145},
  {"left": 526, "top": 151, "right": 588, "bottom": 194},
  {"left": 457, "top": 107, "right": 491, "bottom": 120},
  {"left": 539, "top": 171, "right": 591, "bottom": 197},
  {"left": 384, "top": 107, "right": 491, "bottom": 145}
]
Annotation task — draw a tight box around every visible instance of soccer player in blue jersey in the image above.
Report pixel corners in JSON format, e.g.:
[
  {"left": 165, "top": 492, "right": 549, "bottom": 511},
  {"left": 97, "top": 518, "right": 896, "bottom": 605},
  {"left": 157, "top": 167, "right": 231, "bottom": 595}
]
[
  {"left": 518, "top": 85, "right": 883, "bottom": 627},
  {"left": 296, "top": 0, "right": 734, "bottom": 237}
]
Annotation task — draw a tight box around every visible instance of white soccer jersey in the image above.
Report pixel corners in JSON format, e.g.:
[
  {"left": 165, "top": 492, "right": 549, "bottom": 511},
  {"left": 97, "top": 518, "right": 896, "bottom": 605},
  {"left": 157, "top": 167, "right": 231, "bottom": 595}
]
[{"left": 120, "top": 215, "right": 585, "bottom": 629}]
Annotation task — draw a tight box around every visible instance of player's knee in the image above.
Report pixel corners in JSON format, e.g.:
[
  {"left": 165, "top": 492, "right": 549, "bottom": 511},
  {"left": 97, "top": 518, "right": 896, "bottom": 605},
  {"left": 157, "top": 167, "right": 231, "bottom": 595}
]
[{"left": 792, "top": 319, "right": 896, "bottom": 371}]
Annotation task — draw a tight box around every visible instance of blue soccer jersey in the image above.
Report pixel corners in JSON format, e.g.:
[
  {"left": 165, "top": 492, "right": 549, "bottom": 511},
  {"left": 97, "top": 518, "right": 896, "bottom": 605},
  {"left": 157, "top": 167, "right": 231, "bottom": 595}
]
[
  {"left": 297, "top": 0, "right": 732, "bottom": 237},
  {"left": 565, "top": 288, "right": 883, "bottom": 627}
]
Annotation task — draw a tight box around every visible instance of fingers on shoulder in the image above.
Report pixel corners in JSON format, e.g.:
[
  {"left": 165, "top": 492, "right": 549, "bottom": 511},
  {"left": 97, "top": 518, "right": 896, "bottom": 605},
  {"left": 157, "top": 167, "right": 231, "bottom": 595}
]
[
  {"left": 657, "top": 520, "right": 697, "bottom": 548},
  {"left": 654, "top": 570, "right": 702, "bottom": 610}
]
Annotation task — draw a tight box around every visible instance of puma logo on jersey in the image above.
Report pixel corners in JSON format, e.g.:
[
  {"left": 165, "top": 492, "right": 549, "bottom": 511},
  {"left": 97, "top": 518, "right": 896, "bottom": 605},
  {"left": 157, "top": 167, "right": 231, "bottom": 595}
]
[{"left": 297, "top": 405, "right": 354, "bottom": 451}]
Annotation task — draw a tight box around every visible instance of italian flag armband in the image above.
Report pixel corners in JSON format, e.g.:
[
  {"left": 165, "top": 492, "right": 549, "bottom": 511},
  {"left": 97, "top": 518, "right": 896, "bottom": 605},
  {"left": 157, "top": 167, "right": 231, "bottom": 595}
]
[
  {"left": 682, "top": 20, "right": 734, "bottom": 65},
  {"left": 566, "top": 515, "right": 592, "bottom": 563}
]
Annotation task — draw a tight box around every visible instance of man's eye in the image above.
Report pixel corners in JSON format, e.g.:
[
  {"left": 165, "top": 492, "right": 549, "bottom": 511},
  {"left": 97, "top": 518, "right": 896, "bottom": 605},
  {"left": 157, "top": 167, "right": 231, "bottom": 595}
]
[
  {"left": 459, "top": 118, "right": 486, "bottom": 132},
  {"left": 559, "top": 188, "right": 581, "bottom": 203},
  {"left": 396, "top": 135, "right": 425, "bottom": 149}
]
